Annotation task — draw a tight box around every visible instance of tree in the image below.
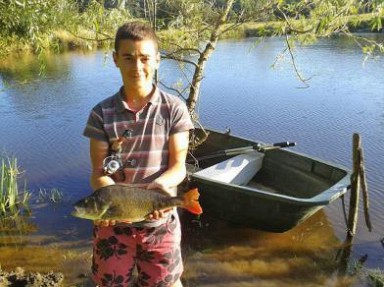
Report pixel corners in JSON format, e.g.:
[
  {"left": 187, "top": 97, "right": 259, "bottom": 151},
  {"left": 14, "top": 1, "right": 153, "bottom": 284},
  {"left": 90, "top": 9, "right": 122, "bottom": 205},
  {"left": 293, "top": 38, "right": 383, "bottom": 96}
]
[
  {"left": 1, "top": 0, "right": 382, "bottom": 125},
  {"left": 154, "top": 0, "right": 383, "bottom": 133}
]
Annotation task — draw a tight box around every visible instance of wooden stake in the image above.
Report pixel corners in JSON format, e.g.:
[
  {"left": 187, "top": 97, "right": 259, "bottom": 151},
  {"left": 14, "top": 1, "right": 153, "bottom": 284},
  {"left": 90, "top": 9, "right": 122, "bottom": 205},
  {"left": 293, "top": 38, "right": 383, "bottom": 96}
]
[
  {"left": 358, "top": 147, "right": 372, "bottom": 232},
  {"left": 347, "top": 133, "right": 361, "bottom": 237}
]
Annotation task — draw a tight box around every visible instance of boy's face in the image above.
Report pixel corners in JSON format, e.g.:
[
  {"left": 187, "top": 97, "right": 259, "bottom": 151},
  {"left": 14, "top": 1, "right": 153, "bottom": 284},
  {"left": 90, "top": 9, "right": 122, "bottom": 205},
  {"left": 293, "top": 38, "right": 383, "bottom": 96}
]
[{"left": 113, "top": 39, "right": 160, "bottom": 90}]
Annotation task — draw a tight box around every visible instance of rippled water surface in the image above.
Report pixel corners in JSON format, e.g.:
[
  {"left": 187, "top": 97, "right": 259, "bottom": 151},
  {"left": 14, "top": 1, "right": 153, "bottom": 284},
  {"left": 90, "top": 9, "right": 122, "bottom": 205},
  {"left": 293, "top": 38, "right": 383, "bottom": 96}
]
[{"left": 0, "top": 34, "right": 383, "bottom": 286}]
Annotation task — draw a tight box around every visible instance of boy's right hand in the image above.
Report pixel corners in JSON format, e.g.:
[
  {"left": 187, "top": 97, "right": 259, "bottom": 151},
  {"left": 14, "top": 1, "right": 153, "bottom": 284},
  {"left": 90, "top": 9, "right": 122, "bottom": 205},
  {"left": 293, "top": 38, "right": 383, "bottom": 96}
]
[
  {"left": 94, "top": 220, "right": 116, "bottom": 227},
  {"left": 94, "top": 219, "right": 132, "bottom": 226}
]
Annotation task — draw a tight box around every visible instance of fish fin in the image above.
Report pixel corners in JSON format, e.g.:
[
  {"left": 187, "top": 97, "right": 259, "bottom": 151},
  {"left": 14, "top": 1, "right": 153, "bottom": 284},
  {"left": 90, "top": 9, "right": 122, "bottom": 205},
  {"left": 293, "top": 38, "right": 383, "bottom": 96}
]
[
  {"left": 100, "top": 203, "right": 122, "bottom": 220},
  {"left": 99, "top": 204, "right": 110, "bottom": 219},
  {"left": 182, "top": 188, "right": 203, "bottom": 215}
]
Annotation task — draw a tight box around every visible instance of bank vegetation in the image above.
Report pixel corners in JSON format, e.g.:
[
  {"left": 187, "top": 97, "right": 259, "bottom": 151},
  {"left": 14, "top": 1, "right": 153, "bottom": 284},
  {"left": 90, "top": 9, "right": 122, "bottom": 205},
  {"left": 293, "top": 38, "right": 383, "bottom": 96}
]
[{"left": 1, "top": 0, "right": 383, "bottom": 59}]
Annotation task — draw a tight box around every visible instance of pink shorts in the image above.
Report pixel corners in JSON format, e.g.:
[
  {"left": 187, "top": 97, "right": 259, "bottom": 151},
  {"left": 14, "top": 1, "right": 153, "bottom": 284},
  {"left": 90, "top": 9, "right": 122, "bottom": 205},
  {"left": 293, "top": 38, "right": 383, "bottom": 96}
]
[{"left": 91, "top": 214, "right": 183, "bottom": 287}]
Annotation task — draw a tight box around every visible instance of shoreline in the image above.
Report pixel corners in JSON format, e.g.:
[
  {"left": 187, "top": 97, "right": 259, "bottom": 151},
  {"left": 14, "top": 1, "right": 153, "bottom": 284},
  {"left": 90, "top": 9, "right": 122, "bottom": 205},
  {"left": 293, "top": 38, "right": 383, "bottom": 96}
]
[
  {"left": 1, "top": 15, "right": 383, "bottom": 61},
  {"left": 0, "top": 267, "right": 64, "bottom": 287}
]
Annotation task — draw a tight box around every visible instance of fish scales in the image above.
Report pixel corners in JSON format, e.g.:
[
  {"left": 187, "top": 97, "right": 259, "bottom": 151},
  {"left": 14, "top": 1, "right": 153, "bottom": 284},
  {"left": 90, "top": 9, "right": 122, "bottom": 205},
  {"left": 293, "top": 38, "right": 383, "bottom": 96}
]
[
  {"left": 71, "top": 184, "right": 202, "bottom": 222},
  {"left": 95, "top": 185, "right": 183, "bottom": 221}
]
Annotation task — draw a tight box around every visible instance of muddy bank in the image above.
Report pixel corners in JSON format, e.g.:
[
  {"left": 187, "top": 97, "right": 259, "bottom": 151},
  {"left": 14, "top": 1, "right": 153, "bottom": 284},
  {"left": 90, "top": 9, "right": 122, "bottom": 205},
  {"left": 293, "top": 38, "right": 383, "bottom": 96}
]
[{"left": 0, "top": 267, "right": 64, "bottom": 287}]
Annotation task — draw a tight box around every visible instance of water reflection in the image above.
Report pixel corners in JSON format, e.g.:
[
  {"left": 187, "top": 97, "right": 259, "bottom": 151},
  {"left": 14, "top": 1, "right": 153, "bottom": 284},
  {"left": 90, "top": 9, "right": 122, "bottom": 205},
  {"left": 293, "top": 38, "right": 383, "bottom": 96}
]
[
  {"left": 0, "top": 52, "right": 71, "bottom": 84},
  {"left": 0, "top": 208, "right": 361, "bottom": 287},
  {"left": 0, "top": 203, "right": 93, "bottom": 286},
  {"left": 0, "top": 216, "right": 37, "bottom": 241},
  {"left": 0, "top": 236, "right": 92, "bottom": 286},
  {"left": 180, "top": 211, "right": 359, "bottom": 287}
]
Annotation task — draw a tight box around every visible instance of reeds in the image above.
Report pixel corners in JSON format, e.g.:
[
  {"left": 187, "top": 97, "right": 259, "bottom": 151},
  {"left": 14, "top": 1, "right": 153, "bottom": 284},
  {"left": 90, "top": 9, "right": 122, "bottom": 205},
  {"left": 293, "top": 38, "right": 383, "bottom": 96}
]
[
  {"left": 0, "top": 157, "right": 30, "bottom": 217},
  {"left": 38, "top": 188, "right": 63, "bottom": 203}
]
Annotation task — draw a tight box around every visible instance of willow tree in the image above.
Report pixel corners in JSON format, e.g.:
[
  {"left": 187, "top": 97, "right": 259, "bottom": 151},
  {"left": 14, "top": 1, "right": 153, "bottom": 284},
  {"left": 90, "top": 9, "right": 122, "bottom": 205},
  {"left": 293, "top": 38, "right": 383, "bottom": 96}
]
[
  {"left": 0, "top": 0, "right": 131, "bottom": 61},
  {"left": 155, "top": 0, "right": 383, "bottom": 136},
  {"left": 158, "top": 0, "right": 273, "bottom": 118},
  {"left": 1, "top": 0, "right": 382, "bottom": 117}
]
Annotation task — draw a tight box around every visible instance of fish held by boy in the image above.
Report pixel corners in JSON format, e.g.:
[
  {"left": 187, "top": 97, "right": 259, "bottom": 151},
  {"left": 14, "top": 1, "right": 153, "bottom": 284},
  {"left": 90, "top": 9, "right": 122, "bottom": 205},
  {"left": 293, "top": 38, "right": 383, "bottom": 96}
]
[{"left": 71, "top": 184, "right": 202, "bottom": 222}]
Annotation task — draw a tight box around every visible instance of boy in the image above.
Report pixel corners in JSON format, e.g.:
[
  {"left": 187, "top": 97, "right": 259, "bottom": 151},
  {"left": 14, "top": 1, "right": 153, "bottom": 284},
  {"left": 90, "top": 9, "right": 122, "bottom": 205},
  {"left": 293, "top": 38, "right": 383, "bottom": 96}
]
[{"left": 83, "top": 22, "right": 194, "bottom": 287}]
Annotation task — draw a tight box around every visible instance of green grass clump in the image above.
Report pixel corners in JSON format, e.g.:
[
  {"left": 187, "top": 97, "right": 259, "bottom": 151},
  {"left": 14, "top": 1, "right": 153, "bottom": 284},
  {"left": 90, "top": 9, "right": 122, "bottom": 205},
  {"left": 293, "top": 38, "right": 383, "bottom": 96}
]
[
  {"left": 367, "top": 269, "right": 384, "bottom": 287},
  {"left": 38, "top": 188, "right": 63, "bottom": 203},
  {"left": 0, "top": 157, "right": 30, "bottom": 217}
]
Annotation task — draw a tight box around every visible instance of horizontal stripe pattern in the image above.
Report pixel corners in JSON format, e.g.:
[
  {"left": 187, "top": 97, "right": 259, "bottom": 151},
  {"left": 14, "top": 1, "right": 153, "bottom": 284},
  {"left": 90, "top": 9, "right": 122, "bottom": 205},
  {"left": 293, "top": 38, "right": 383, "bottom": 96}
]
[{"left": 83, "top": 86, "right": 194, "bottom": 184}]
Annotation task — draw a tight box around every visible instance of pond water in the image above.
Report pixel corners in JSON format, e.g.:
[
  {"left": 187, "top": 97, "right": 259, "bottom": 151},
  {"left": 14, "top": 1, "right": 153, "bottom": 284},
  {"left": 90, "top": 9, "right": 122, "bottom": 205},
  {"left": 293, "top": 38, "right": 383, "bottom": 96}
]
[{"left": 0, "top": 34, "right": 383, "bottom": 286}]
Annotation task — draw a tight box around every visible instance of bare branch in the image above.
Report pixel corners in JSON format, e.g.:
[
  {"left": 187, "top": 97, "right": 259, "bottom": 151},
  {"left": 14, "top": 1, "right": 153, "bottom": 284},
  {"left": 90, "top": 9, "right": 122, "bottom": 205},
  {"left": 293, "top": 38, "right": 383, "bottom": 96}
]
[
  {"left": 66, "top": 29, "right": 113, "bottom": 42},
  {"left": 277, "top": 7, "right": 314, "bottom": 34},
  {"left": 161, "top": 42, "right": 202, "bottom": 68},
  {"left": 164, "top": 43, "right": 202, "bottom": 56},
  {"left": 284, "top": 33, "right": 311, "bottom": 88},
  {"left": 161, "top": 54, "right": 199, "bottom": 68},
  {"left": 158, "top": 80, "right": 188, "bottom": 101},
  {"left": 221, "top": 22, "right": 243, "bottom": 35}
]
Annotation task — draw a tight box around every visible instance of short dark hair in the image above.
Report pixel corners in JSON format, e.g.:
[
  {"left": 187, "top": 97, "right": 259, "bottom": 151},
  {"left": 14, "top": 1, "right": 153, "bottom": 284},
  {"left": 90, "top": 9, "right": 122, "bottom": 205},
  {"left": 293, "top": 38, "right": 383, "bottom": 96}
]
[{"left": 114, "top": 22, "right": 159, "bottom": 52}]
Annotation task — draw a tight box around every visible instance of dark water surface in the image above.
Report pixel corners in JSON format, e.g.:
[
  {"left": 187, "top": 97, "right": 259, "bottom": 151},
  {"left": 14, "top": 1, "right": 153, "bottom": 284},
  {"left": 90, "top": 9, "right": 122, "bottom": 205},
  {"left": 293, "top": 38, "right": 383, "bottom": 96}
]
[{"left": 0, "top": 34, "right": 383, "bottom": 286}]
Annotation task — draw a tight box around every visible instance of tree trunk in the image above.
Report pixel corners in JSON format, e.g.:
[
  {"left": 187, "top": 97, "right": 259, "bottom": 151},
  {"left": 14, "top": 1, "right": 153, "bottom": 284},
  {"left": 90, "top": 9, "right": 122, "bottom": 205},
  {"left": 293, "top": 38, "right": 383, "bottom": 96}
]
[
  {"left": 186, "top": 0, "right": 234, "bottom": 115},
  {"left": 118, "top": 0, "right": 126, "bottom": 10}
]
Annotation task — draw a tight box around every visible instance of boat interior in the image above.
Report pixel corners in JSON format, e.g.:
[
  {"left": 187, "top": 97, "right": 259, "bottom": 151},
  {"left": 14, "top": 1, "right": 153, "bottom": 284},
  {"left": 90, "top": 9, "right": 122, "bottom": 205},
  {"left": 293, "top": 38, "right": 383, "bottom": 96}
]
[
  {"left": 188, "top": 147, "right": 349, "bottom": 199},
  {"left": 187, "top": 128, "right": 349, "bottom": 199}
]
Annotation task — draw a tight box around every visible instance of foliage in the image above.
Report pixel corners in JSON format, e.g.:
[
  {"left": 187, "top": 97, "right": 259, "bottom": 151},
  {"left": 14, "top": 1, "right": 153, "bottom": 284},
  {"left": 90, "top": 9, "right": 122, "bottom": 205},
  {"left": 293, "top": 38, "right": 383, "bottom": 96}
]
[
  {"left": 71, "top": 0, "right": 132, "bottom": 49},
  {"left": 0, "top": 157, "right": 30, "bottom": 217},
  {"left": 152, "top": 0, "right": 384, "bottom": 114},
  {"left": 0, "top": 0, "right": 132, "bottom": 60},
  {"left": 0, "top": 0, "right": 78, "bottom": 58}
]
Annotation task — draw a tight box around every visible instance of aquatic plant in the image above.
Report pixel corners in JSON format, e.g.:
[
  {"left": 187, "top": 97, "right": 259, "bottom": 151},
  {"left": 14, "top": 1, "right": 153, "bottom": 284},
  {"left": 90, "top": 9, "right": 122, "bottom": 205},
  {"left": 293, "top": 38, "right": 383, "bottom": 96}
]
[
  {"left": 38, "top": 188, "right": 63, "bottom": 203},
  {"left": 0, "top": 157, "right": 30, "bottom": 217}
]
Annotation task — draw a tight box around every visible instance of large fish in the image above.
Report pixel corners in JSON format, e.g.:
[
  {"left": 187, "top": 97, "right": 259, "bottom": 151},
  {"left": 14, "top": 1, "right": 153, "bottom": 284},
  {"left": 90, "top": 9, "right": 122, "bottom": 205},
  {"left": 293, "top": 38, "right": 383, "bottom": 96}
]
[{"left": 71, "top": 184, "right": 202, "bottom": 222}]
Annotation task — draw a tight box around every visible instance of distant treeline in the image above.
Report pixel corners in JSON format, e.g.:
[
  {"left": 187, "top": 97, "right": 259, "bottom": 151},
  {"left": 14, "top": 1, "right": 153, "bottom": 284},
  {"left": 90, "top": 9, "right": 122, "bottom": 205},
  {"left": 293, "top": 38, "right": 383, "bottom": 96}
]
[
  {"left": 0, "top": 0, "right": 382, "bottom": 60},
  {"left": 76, "top": 0, "right": 381, "bottom": 24}
]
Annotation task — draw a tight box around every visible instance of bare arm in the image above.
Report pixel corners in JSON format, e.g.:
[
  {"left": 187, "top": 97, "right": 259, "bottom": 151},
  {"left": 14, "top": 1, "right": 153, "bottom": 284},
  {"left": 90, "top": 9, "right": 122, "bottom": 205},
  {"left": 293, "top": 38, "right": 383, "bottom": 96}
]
[
  {"left": 146, "top": 131, "right": 190, "bottom": 220},
  {"left": 89, "top": 138, "right": 116, "bottom": 190},
  {"left": 89, "top": 138, "right": 118, "bottom": 226},
  {"left": 147, "top": 131, "right": 189, "bottom": 195}
]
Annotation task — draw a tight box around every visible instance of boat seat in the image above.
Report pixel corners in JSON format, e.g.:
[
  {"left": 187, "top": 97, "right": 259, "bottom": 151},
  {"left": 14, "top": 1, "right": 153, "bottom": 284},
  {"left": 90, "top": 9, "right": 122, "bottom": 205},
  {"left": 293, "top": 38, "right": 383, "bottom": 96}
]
[{"left": 194, "top": 151, "right": 265, "bottom": 185}]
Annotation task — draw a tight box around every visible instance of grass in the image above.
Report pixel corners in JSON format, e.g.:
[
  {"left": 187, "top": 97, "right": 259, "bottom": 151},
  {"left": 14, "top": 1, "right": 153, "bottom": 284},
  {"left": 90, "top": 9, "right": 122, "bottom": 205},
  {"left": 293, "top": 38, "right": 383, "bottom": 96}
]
[
  {"left": 0, "top": 157, "right": 30, "bottom": 217},
  {"left": 367, "top": 269, "right": 384, "bottom": 287},
  {"left": 38, "top": 188, "right": 63, "bottom": 203}
]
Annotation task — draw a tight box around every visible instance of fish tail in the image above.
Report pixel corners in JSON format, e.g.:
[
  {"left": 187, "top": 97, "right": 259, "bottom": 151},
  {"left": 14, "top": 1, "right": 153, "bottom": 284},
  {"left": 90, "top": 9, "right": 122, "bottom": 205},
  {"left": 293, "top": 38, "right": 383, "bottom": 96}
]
[{"left": 182, "top": 188, "right": 203, "bottom": 215}]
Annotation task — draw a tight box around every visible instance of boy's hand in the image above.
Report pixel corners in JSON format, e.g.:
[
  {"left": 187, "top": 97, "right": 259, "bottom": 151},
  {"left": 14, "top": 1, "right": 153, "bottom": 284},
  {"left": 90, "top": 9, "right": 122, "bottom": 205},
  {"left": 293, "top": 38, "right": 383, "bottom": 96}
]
[
  {"left": 146, "top": 181, "right": 173, "bottom": 220},
  {"left": 94, "top": 219, "right": 132, "bottom": 226},
  {"left": 146, "top": 209, "right": 172, "bottom": 220},
  {"left": 94, "top": 220, "right": 116, "bottom": 227}
]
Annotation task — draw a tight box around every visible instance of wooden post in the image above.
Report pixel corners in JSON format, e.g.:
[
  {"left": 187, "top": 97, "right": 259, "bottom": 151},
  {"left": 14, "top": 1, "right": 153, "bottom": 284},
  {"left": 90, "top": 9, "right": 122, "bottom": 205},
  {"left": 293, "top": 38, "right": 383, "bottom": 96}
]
[
  {"left": 338, "top": 133, "right": 372, "bottom": 275},
  {"left": 358, "top": 147, "right": 372, "bottom": 232},
  {"left": 336, "top": 235, "right": 353, "bottom": 275},
  {"left": 347, "top": 133, "right": 361, "bottom": 237}
]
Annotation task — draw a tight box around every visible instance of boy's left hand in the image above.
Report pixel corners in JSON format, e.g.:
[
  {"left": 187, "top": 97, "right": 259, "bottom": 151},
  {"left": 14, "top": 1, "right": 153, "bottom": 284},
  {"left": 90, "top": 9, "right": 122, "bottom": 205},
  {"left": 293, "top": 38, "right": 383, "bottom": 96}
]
[{"left": 146, "top": 181, "right": 173, "bottom": 220}]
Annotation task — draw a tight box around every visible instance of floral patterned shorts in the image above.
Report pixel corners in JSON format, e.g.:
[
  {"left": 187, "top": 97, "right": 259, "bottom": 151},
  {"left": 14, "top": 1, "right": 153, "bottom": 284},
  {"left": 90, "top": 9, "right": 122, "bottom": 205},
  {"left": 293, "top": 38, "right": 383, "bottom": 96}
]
[{"left": 92, "top": 214, "right": 183, "bottom": 287}]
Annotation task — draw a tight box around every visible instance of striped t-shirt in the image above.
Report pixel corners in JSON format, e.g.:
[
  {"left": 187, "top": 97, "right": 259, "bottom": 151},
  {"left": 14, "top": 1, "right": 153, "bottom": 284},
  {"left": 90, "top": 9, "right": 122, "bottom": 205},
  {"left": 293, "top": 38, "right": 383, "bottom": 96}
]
[{"left": 83, "top": 86, "right": 194, "bottom": 186}]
